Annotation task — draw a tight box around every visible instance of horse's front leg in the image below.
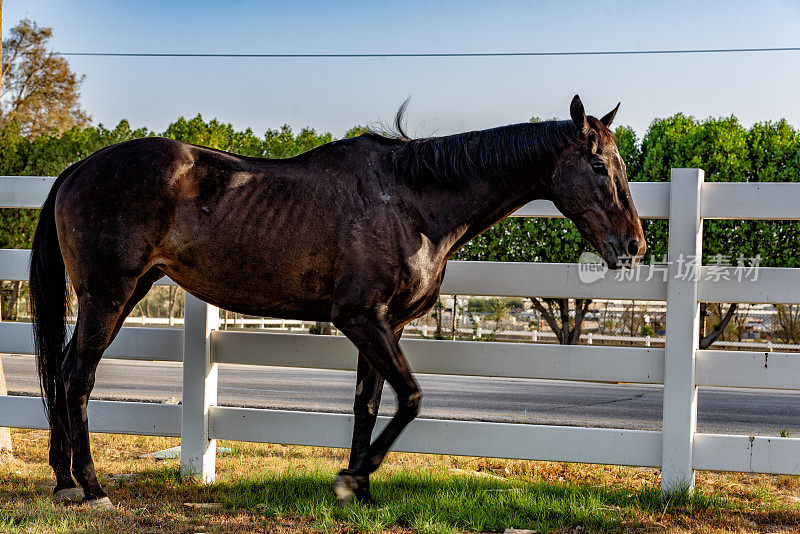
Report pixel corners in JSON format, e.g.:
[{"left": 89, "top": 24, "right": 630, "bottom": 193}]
[
  {"left": 333, "top": 309, "right": 420, "bottom": 506},
  {"left": 348, "top": 352, "right": 385, "bottom": 505}
]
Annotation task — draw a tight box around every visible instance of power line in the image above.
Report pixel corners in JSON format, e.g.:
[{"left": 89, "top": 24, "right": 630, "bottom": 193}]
[{"left": 57, "top": 47, "right": 800, "bottom": 58}]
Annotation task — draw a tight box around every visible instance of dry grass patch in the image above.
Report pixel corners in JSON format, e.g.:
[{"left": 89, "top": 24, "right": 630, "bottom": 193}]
[{"left": 1, "top": 429, "right": 798, "bottom": 533}]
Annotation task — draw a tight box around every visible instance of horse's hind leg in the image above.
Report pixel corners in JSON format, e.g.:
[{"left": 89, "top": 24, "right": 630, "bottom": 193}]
[
  {"left": 333, "top": 307, "right": 421, "bottom": 506},
  {"left": 62, "top": 285, "right": 137, "bottom": 508},
  {"left": 50, "top": 341, "right": 83, "bottom": 502},
  {"left": 106, "top": 267, "right": 164, "bottom": 341},
  {"left": 348, "top": 352, "right": 385, "bottom": 504},
  {"left": 52, "top": 269, "right": 162, "bottom": 504}
]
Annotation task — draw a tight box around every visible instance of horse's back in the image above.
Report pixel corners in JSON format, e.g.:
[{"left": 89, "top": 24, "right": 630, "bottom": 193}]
[{"left": 53, "top": 136, "right": 401, "bottom": 319}]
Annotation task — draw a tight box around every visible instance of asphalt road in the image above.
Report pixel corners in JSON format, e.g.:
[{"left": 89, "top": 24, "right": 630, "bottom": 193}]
[{"left": 3, "top": 353, "right": 799, "bottom": 436}]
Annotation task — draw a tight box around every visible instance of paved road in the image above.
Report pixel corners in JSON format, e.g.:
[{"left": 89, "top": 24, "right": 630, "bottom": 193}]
[{"left": 3, "top": 354, "right": 799, "bottom": 435}]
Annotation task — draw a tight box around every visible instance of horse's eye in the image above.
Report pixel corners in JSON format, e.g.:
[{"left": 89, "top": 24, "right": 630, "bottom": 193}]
[{"left": 591, "top": 161, "right": 607, "bottom": 175}]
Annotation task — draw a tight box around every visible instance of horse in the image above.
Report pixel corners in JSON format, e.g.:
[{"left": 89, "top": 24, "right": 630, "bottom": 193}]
[{"left": 29, "top": 95, "right": 645, "bottom": 509}]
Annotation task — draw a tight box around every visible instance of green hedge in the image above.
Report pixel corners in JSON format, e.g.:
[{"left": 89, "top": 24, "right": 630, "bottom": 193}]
[{"left": 2, "top": 113, "right": 798, "bottom": 268}]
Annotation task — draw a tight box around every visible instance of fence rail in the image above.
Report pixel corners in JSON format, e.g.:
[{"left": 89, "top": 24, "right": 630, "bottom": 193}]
[{"left": 2, "top": 171, "right": 800, "bottom": 493}]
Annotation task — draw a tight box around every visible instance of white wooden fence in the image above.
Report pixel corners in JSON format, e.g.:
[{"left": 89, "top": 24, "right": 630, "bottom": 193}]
[{"left": 2, "top": 170, "right": 800, "bottom": 493}]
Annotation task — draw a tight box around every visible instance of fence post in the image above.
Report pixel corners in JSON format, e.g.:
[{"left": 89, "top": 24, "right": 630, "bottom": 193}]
[
  {"left": 180, "top": 294, "right": 219, "bottom": 483},
  {"left": 0, "top": 356, "right": 12, "bottom": 459},
  {"left": 661, "top": 168, "right": 704, "bottom": 495}
]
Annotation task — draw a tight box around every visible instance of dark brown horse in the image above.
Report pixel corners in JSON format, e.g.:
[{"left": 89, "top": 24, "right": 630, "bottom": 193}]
[{"left": 29, "top": 96, "right": 644, "bottom": 508}]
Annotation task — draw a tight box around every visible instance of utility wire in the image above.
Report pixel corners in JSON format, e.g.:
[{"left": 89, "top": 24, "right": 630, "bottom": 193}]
[{"left": 57, "top": 47, "right": 800, "bottom": 58}]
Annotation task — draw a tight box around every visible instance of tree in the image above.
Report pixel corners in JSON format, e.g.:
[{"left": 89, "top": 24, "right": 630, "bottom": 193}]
[
  {"left": 163, "top": 115, "right": 263, "bottom": 156},
  {"left": 775, "top": 305, "right": 800, "bottom": 344},
  {"left": 484, "top": 299, "right": 511, "bottom": 338},
  {"left": 0, "top": 205, "right": 36, "bottom": 320},
  {"left": 621, "top": 301, "right": 646, "bottom": 340},
  {"left": 642, "top": 114, "right": 800, "bottom": 347},
  {"left": 432, "top": 298, "right": 445, "bottom": 339},
  {"left": 344, "top": 125, "right": 367, "bottom": 138},
  {"left": 1, "top": 18, "right": 89, "bottom": 136},
  {"left": 162, "top": 114, "right": 334, "bottom": 159},
  {"left": 699, "top": 303, "right": 738, "bottom": 349},
  {"left": 263, "top": 124, "right": 333, "bottom": 158},
  {"left": 531, "top": 298, "right": 590, "bottom": 345}
]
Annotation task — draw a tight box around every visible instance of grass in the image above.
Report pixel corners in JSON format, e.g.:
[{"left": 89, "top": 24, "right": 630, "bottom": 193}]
[{"left": 1, "top": 430, "right": 799, "bottom": 533}]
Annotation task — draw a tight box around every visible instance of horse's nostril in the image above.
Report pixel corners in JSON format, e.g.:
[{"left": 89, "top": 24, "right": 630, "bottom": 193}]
[{"left": 626, "top": 239, "right": 639, "bottom": 257}]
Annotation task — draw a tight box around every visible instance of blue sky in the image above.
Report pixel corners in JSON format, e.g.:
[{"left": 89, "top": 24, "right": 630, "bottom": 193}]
[{"left": 3, "top": 1, "right": 800, "bottom": 138}]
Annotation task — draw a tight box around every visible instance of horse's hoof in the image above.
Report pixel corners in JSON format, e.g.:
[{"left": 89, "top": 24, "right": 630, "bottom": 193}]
[
  {"left": 82, "top": 496, "right": 115, "bottom": 510},
  {"left": 53, "top": 487, "right": 84, "bottom": 503},
  {"left": 333, "top": 473, "right": 357, "bottom": 507},
  {"left": 354, "top": 488, "right": 377, "bottom": 507}
]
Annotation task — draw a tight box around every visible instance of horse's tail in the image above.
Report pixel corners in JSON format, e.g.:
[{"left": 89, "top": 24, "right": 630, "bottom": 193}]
[{"left": 29, "top": 161, "right": 81, "bottom": 427}]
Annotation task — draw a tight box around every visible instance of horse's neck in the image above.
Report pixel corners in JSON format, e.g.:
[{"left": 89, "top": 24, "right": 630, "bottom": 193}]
[
  {"left": 425, "top": 173, "right": 547, "bottom": 259},
  {"left": 406, "top": 121, "right": 568, "bottom": 257}
]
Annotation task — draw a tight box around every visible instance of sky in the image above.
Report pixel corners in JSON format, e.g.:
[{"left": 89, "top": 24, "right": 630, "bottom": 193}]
[{"left": 3, "top": 0, "right": 800, "bottom": 139}]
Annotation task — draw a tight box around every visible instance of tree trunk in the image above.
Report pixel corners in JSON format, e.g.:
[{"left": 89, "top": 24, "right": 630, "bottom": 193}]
[
  {"left": 531, "top": 298, "right": 564, "bottom": 343},
  {"left": 1, "top": 280, "right": 20, "bottom": 320},
  {"left": 531, "top": 297, "right": 591, "bottom": 345},
  {"left": 0, "top": 0, "right": 13, "bottom": 462},
  {"left": 314, "top": 321, "right": 332, "bottom": 335},
  {"left": 434, "top": 298, "right": 443, "bottom": 338},
  {"left": 569, "top": 298, "right": 591, "bottom": 345},
  {"left": 558, "top": 298, "right": 569, "bottom": 344},
  {"left": 451, "top": 295, "right": 458, "bottom": 340},
  {"left": 699, "top": 302, "right": 707, "bottom": 339},
  {"left": 699, "top": 303, "right": 738, "bottom": 349},
  {"left": 167, "top": 286, "right": 177, "bottom": 326}
]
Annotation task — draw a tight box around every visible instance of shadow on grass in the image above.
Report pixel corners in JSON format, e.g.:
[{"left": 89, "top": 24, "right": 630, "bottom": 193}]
[
  {"left": 194, "top": 466, "right": 739, "bottom": 533},
  {"left": 3, "top": 464, "right": 783, "bottom": 534}
]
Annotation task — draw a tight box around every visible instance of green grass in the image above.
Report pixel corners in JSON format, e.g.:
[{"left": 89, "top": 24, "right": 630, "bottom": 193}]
[
  {"left": 2, "top": 430, "right": 800, "bottom": 533},
  {"left": 0, "top": 464, "right": 710, "bottom": 533},
  {"left": 206, "top": 465, "right": 750, "bottom": 533}
]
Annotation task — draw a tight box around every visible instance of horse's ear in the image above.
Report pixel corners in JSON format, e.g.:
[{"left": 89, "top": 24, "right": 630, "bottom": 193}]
[
  {"left": 600, "top": 102, "right": 621, "bottom": 127},
  {"left": 570, "top": 95, "right": 589, "bottom": 135}
]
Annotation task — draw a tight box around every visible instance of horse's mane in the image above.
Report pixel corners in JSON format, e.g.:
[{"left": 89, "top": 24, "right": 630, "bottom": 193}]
[{"left": 366, "top": 103, "right": 579, "bottom": 191}]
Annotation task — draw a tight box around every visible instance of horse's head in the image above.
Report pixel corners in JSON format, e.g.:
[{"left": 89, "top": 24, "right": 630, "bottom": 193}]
[{"left": 548, "top": 95, "right": 646, "bottom": 268}]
